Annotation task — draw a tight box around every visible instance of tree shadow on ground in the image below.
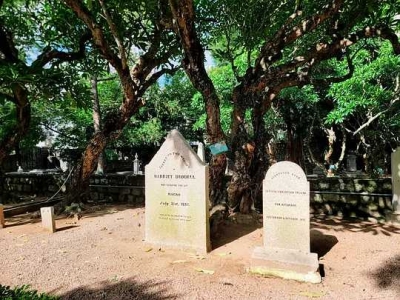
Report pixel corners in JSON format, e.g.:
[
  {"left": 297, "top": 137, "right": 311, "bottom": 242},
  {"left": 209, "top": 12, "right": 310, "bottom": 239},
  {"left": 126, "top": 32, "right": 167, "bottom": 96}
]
[
  {"left": 310, "top": 229, "right": 338, "bottom": 258},
  {"left": 58, "top": 278, "right": 178, "bottom": 300},
  {"left": 79, "top": 203, "right": 144, "bottom": 220},
  {"left": 370, "top": 254, "right": 400, "bottom": 295},
  {"left": 3, "top": 215, "right": 41, "bottom": 227},
  {"left": 56, "top": 225, "right": 79, "bottom": 232},
  {"left": 3, "top": 203, "right": 141, "bottom": 228},
  {"left": 211, "top": 219, "right": 261, "bottom": 250},
  {"left": 311, "top": 216, "right": 400, "bottom": 236}
]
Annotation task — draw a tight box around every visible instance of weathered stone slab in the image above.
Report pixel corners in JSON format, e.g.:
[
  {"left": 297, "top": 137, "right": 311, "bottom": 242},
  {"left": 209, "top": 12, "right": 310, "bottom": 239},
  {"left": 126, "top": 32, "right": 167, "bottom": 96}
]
[
  {"left": 390, "top": 147, "right": 400, "bottom": 224},
  {"left": 41, "top": 206, "right": 56, "bottom": 233},
  {"left": 0, "top": 204, "right": 5, "bottom": 228},
  {"left": 251, "top": 161, "right": 320, "bottom": 283},
  {"left": 145, "top": 130, "right": 210, "bottom": 254}
]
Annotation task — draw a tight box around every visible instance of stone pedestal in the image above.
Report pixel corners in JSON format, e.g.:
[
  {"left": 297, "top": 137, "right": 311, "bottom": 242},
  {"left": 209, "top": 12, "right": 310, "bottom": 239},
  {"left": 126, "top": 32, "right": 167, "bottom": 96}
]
[
  {"left": 41, "top": 206, "right": 56, "bottom": 233},
  {"left": 252, "top": 247, "right": 319, "bottom": 269},
  {"left": 0, "top": 204, "right": 5, "bottom": 228}
]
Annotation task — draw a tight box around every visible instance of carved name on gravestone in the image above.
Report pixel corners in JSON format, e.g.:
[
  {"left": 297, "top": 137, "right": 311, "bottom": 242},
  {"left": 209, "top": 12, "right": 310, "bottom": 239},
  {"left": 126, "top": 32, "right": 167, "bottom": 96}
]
[
  {"left": 145, "top": 130, "right": 210, "bottom": 254},
  {"left": 391, "top": 147, "right": 400, "bottom": 223},
  {"left": 0, "top": 204, "right": 5, "bottom": 228},
  {"left": 41, "top": 206, "right": 56, "bottom": 233},
  {"left": 251, "top": 161, "right": 320, "bottom": 282}
]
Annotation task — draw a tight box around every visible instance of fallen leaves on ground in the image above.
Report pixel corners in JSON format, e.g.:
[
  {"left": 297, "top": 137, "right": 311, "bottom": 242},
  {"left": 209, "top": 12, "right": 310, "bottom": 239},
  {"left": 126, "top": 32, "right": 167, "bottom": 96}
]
[
  {"left": 195, "top": 268, "right": 215, "bottom": 275},
  {"left": 172, "top": 260, "right": 187, "bottom": 264},
  {"left": 188, "top": 254, "right": 206, "bottom": 260},
  {"left": 216, "top": 252, "right": 231, "bottom": 257},
  {"left": 298, "top": 291, "right": 326, "bottom": 298}
]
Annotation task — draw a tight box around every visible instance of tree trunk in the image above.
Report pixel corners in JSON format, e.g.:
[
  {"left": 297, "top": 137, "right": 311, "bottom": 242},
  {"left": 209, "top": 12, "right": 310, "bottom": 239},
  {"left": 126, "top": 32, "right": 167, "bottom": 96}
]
[
  {"left": 56, "top": 114, "right": 127, "bottom": 212},
  {"left": 0, "top": 84, "right": 31, "bottom": 166},
  {"left": 169, "top": 0, "right": 226, "bottom": 206},
  {"left": 91, "top": 76, "right": 105, "bottom": 174},
  {"left": 227, "top": 91, "right": 270, "bottom": 213},
  {"left": 324, "top": 127, "right": 336, "bottom": 165}
]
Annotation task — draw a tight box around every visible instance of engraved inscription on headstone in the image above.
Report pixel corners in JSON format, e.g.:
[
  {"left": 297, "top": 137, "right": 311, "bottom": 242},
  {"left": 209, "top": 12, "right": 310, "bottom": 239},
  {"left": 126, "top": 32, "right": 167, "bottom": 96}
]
[
  {"left": 253, "top": 161, "right": 319, "bottom": 273},
  {"left": 145, "top": 130, "right": 210, "bottom": 254},
  {"left": 41, "top": 206, "right": 56, "bottom": 233}
]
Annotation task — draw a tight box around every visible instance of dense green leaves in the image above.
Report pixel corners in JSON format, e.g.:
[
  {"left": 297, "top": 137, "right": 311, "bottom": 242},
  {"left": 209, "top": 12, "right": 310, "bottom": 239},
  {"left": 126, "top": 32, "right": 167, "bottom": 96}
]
[
  {"left": 327, "top": 41, "right": 400, "bottom": 126},
  {"left": 1, "top": 0, "right": 399, "bottom": 174}
]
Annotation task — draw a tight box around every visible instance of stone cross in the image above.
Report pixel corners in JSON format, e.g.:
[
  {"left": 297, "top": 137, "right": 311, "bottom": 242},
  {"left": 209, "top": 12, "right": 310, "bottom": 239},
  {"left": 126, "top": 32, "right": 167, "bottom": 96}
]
[
  {"left": 41, "top": 206, "right": 56, "bottom": 233},
  {"left": 251, "top": 161, "right": 320, "bottom": 283},
  {"left": 145, "top": 130, "right": 210, "bottom": 254}
]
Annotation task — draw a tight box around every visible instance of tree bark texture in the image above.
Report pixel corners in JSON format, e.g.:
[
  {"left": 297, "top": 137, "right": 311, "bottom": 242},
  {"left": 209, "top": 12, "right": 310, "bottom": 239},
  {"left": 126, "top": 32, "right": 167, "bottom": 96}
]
[
  {"left": 91, "top": 76, "right": 105, "bottom": 174},
  {"left": 169, "top": 0, "right": 227, "bottom": 206}
]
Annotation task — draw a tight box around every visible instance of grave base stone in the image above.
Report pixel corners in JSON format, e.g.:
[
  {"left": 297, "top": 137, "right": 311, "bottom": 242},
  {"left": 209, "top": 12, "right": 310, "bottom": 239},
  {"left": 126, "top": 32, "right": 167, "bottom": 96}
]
[
  {"left": 252, "top": 247, "right": 319, "bottom": 268},
  {"left": 0, "top": 204, "right": 4, "bottom": 228},
  {"left": 41, "top": 206, "right": 56, "bottom": 233},
  {"left": 249, "top": 161, "right": 321, "bottom": 283}
]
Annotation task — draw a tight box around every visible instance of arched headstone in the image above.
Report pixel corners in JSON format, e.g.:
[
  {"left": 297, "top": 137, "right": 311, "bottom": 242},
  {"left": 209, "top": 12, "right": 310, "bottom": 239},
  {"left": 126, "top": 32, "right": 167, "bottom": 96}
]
[{"left": 251, "top": 161, "right": 320, "bottom": 283}]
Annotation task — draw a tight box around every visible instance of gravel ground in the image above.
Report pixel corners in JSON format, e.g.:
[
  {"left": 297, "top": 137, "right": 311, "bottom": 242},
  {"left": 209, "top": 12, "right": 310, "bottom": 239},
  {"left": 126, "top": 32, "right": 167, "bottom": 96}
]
[{"left": 1, "top": 204, "right": 400, "bottom": 300}]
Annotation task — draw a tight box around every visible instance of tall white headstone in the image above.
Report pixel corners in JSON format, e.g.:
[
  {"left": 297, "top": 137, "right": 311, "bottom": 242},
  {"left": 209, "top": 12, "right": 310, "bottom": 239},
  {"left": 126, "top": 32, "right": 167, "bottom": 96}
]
[
  {"left": 391, "top": 147, "right": 400, "bottom": 224},
  {"left": 250, "top": 161, "right": 320, "bottom": 283},
  {"left": 145, "top": 130, "right": 210, "bottom": 254}
]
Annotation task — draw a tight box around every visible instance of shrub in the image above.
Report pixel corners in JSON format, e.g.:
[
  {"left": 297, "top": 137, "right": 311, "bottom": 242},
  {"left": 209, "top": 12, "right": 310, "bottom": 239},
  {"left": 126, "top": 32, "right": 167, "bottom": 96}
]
[{"left": 0, "top": 285, "right": 58, "bottom": 300}]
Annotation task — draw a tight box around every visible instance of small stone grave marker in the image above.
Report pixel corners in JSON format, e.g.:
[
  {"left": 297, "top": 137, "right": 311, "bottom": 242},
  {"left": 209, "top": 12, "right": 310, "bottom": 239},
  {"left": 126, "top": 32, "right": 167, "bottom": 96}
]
[
  {"left": 145, "top": 130, "right": 210, "bottom": 254},
  {"left": 41, "top": 206, "right": 56, "bottom": 233},
  {"left": 391, "top": 147, "right": 400, "bottom": 224},
  {"left": 0, "top": 204, "right": 5, "bottom": 228},
  {"left": 346, "top": 152, "right": 357, "bottom": 172},
  {"left": 250, "top": 161, "right": 320, "bottom": 283}
]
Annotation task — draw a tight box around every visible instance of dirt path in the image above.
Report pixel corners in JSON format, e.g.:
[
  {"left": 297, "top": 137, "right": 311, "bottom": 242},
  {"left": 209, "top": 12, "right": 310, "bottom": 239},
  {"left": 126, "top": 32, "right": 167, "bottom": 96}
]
[{"left": 1, "top": 205, "right": 399, "bottom": 299}]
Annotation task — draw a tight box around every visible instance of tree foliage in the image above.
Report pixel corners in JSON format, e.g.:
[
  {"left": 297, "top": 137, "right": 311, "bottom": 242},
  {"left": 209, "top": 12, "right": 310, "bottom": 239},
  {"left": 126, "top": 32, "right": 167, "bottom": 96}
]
[{"left": 1, "top": 0, "right": 399, "bottom": 212}]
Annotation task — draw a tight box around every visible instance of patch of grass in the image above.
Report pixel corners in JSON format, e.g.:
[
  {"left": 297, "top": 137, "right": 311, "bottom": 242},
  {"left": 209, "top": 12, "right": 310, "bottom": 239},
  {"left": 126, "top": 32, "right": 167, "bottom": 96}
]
[{"left": 0, "top": 284, "right": 58, "bottom": 300}]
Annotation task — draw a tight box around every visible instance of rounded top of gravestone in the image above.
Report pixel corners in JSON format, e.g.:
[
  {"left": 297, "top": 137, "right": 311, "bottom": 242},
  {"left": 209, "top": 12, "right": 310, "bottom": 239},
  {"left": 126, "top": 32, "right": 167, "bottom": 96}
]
[{"left": 264, "top": 161, "right": 307, "bottom": 182}]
